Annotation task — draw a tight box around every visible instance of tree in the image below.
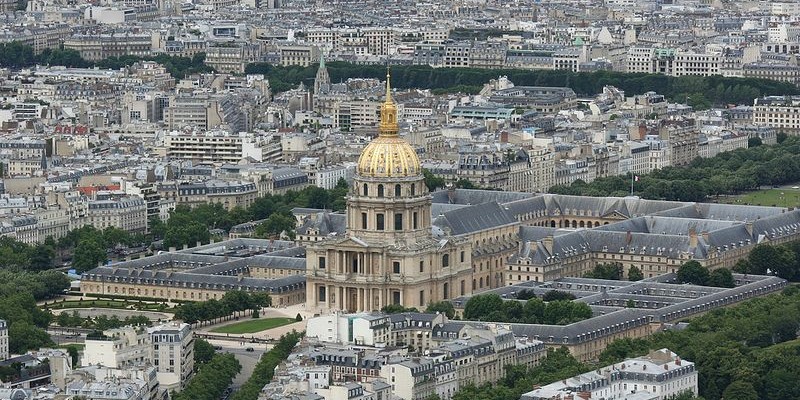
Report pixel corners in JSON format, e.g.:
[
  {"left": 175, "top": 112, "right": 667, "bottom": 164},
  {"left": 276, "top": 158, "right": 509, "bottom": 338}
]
[
  {"left": 676, "top": 261, "right": 709, "bottom": 285},
  {"left": 193, "top": 339, "right": 216, "bottom": 367},
  {"left": 463, "top": 294, "right": 504, "bottom": 320},
  {"left": 64, "top": 344, "right": 80, "bottom": 367},
  {"left": 9, "top": 321, "right": 52, "bottom": 353},
  {"left": 72, "top": 239, "right": 107, "bottom": 272},
  {"left": 254, "top": 213, "right": 296, "bottom": 240},
  {"left": 295, "top": 313, "right": 303, "bottom": 322},
  {"left": 583, "top": 263, "right": 622, "bottom": 280},
  {"left": 381, "top": 304, "right": 418, "bottom": 314},
  {"left": 707, "top": 268, "right": 735, "bottom": 288},
  {"left": 542, "top": 290, "right": 576, "bottom": 302},
  {"left": 628, "top": 265, "right": 644, "bottom": 281},
  {"left": 173, "top": 353, "right": 241, "bottom": 400},
  {"left": 422, "top": 169, "right": 445, "bottom": 192},
  {"left": 748, "top": 244, "right": 796, "bottom": 278},
  {"left": 425, "top": 301, "right": 456, "bottom": 318},
  {"left": 28, "top": 245, "right": 54, "bottom": 271}
]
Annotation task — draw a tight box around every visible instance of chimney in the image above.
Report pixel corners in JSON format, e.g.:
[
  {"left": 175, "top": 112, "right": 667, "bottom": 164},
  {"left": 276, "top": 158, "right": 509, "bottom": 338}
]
[
  {"left": 182, "top": 244, "right": 188, "bottom": 250},
  {"left": 688, "top": 226, "right": 697, "bottom": 248},
  {"left": 675, "top": 357, "right": 681, "bottom": 366},
  {"left": 700, "top": 231, "right": 709, "bottom": 243},
  {"left": 543, "top": 236, "right": 554, "bottom": 255},
  {"left": 196, "top": 241, "right": 202, "bottom": 248},
  {"left": 168, "top": 247, "right": 176, "bottom": 252},
  {"left": 447, "top": 184, "right": 456, "bottom": 204}
]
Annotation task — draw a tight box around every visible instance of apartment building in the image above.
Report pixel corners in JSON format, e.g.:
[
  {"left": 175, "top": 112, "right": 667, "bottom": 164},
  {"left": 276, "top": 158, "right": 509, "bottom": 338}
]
[
  {"left": 163, "top": 131, "right": 268, "bottom": 163},
  {"left": 204, "top": 43, "right": 261, "bottom": 73},
  {"left": 148, "top": 322, "right": 194, "bottom": 391},
  {"left": 277, "top": 44, "right": 320, "bottom": 67},
  {"left": 744, "top": 63, "right": 800, "bottom": 86},
  {"left": 163, "top": 94, "right": 247, "bottom": 133},
  {"left": 86, "top": 194, "right": 147, "bottom": 233},
  {"left": 753, "top": 96, "right": 800, "bottom": 133},
  {"left": 521, "top": 349, "right": 697, "bottom": 400},
  {"left": 63, "top": 34, "right": 153, "bottom": 62},
  {"left": 305, "top": 313, "right": 547, "bottom": 400},
  {"left": 82, "top": 322, "right": 194, "bottom": 394}
]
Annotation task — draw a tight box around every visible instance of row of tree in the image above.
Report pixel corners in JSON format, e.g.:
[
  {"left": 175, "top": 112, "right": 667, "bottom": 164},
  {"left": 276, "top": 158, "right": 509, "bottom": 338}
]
[
  {"left": 598, "top": 286, "right": 800, "bottom": 400},
  {"left": 0, "top": 41, "right": 213, "bottom": 79},
  {"left": 463, "top": 294, "right": 592, "bottom": 325},
  {"left": 4, "top": 39, "right": 795, "bottom": 105},
  {"left": 172, "top": 353, "right": 241, "bottom": 400},
  {"left": 245, "top": 61, "right": 799, "bottom": 107},
  {"left": 54, "top": 311, "right": 150, "bottom": 331},
  {"left": 230, "top": 331, "right": 303, "bottom": 400},
  {"left": 582, "top": 262, "right": 644, "bottom": 281},
  {"left": 380, "top": 301, "right": 457, "bottom": 319},
  {"left": 172, "top": 291, "right": 271, "bottom": 324},
  {"left": 550, "top": 135, "right": 800, "bottom": 201}
]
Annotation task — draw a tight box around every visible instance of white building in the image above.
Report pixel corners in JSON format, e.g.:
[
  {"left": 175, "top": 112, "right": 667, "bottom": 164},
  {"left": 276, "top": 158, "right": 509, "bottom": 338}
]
[
  {"left": 520, "top": 349, "right": 697, "bottom": 400},
  {"left": 82, "top": 322, "right": 194, "bottom": 394},
  {"left": 306, "top": 312, "right": 391, "bottom": 346}
]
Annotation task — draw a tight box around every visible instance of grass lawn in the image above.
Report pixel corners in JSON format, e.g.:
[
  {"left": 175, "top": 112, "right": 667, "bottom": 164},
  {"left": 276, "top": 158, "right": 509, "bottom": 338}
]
[
  {"left": 718, "top": 188, "right": 800, "bottom": 208},
  {"left": 210, "top": 317, "right": 297, "bottom": 334}
]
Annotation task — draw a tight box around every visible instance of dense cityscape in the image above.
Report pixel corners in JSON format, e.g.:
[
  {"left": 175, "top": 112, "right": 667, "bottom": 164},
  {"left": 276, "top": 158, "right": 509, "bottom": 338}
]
[{"left": 0, "top": 0, "right": 798, "bottom": 399}]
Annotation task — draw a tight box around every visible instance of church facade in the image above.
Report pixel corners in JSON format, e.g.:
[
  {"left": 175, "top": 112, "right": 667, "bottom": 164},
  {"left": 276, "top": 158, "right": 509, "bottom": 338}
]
[{"left": 305, "top": 73, "right": 474, "bottom": 313}]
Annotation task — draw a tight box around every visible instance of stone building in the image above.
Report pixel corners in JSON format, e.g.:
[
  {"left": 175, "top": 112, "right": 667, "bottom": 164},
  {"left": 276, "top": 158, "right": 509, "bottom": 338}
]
[{"left": 305, "top": 73, "right": 474, "bottom": 313}]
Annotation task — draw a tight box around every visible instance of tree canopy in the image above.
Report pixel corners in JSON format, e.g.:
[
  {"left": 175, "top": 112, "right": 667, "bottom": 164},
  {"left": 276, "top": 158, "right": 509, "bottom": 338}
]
[
  {"left": 550, "top": 136, "right": 800, "bottom": 200},
  {"left": 463, "top": 294, "right": 591, "bottom": 325},
  {"left": 230, "top": 331, "right": 302, "bottom": 400},
  {"left": 173, "top": 291, "right": 271, "bottom": 324},
  {"left": 597, "top": 286, "right": 800, "bottom": 400}
]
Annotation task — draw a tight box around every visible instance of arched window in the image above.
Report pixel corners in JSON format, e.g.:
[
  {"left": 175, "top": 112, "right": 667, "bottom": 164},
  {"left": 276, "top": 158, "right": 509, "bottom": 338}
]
[
  {"left": 362, "top": 183, "right": 368, "bottom": 196},
  {"left": 443, "top": 282, "right": 450, "bottom": 300},
  {"left": 395, "top": 184, "right": 402, "bottom": 197},
  {"left": 411, "top": 183, "right": 416, "bottom": 196},
  {"left": 442, "top": 254, "right": 450, "bottom": 268},
  {"left": 377, "top": 184, "right": 384, "bottom": 197}
]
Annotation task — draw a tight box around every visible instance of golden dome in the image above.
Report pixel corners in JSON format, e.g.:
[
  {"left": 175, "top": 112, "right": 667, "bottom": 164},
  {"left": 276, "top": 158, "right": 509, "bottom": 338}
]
[{"left": 356, "top": 70, "right": 422, "bottom": 178}]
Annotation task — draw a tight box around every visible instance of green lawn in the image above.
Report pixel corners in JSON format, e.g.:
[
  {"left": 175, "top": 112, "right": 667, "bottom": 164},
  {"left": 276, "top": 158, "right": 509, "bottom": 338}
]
[
  {"left": 210, "top": 317, "right": 297, "bottom": 334},
  {"left": 719, "top": 188, "right": 800, "bottom": 208}
]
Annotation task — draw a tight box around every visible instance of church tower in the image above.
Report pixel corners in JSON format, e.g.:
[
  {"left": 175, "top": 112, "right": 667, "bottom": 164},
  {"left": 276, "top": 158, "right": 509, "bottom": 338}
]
[
  {"left": 305, "top": 71, "right": 474, "bottom": 313},
  {"left": 313, "top": 55, "right": 331, "bottom": 95}
]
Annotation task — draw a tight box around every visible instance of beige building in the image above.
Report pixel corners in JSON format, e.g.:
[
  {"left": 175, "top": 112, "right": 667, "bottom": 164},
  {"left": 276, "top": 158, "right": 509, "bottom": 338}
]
[
  {"left": 753, "top": 95, "right": 800, "bottom": 134},
  {"left": 306, "top": 74, "right": 474, "bottom": 313},
  {"left": 86, "top": 195, "right": 147, "bottom": 233}
]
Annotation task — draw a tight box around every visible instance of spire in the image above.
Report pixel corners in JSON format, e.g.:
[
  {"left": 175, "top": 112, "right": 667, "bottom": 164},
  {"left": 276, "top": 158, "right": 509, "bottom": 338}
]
[
  {"left": 384, "top": 68, "right": 392, "bottom": 104},
  {"left": 319, "top": 53, "right": 325, "bottom": 69},
  {"left": 378, "top": 67, "right": 398, "bottom": 137}
]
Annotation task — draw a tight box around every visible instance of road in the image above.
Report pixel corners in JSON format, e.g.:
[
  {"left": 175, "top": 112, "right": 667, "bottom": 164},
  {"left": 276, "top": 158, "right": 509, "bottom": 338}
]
[{"left": 206, "top": 339, "right": 271, "bottom": 388}]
